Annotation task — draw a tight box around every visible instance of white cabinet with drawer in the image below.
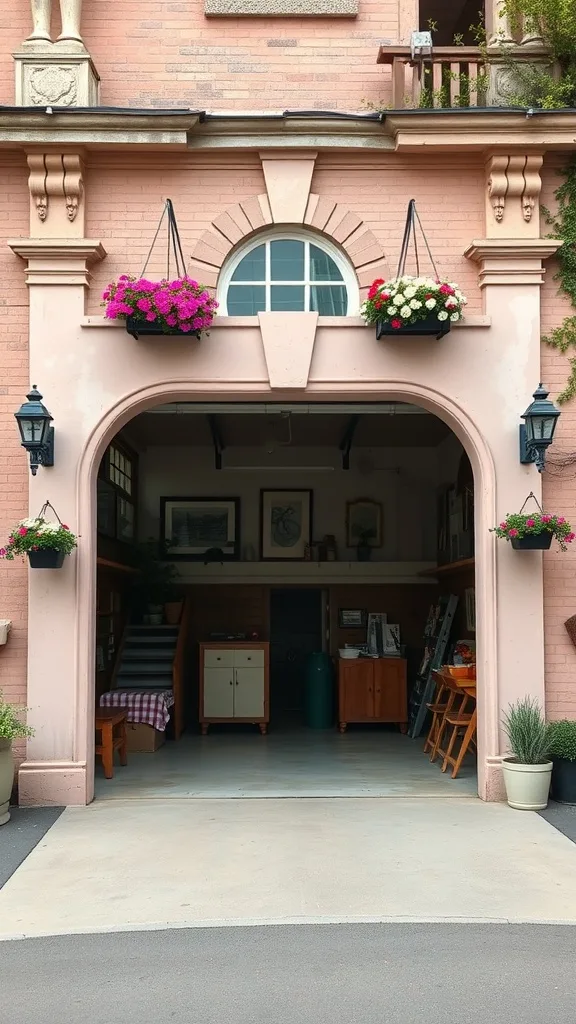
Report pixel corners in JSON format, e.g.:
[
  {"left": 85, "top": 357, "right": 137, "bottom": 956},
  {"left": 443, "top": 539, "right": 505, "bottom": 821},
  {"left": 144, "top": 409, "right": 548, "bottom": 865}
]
[{"left": 200, "top": 643, "right": 269, "bottom": 734}]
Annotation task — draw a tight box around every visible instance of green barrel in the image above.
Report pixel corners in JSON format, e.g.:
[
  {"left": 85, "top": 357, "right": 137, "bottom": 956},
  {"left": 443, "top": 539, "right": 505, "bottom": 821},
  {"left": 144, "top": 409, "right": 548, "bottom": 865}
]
[{"left": 304, "top": 652, "right": 334, "bottom": 729}]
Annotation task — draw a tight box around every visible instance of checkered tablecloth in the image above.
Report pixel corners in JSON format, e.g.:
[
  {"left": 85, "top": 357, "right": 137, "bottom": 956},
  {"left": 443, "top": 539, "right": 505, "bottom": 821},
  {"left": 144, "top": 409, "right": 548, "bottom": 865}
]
[{"left": 99, "top": 689, "right": 174, "bottom": 731}]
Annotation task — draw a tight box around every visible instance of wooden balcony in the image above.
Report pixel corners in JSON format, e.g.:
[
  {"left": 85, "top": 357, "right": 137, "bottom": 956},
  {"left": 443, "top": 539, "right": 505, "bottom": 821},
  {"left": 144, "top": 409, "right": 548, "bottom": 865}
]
[{"left": 377, "top": 46, "right": 487, "bottom": 109}]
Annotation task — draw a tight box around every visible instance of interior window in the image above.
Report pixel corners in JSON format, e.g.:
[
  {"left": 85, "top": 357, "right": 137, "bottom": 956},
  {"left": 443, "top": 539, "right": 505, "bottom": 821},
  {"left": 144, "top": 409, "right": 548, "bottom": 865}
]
[{"left": 224, "top": 236, "right": 351, "bottom": 316}]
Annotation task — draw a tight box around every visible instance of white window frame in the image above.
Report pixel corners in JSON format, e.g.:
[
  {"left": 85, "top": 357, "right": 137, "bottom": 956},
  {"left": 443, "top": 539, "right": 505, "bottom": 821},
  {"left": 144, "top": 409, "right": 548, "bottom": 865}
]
[{"left": 218, "top": 229, "right": 360, "bottom": 316}]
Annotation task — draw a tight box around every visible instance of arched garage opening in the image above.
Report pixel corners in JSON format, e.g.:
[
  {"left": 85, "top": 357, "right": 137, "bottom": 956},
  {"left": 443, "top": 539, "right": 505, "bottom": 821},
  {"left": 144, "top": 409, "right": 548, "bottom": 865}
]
[{"left": 75, "top": 383, "right": 497, "bottom": 804}]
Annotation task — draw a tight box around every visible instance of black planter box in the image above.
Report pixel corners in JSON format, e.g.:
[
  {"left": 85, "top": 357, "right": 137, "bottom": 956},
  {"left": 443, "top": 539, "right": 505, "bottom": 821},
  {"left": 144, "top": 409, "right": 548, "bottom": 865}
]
[
  {"left": 27, "top": 549, "right": 65, "bottom": 569},
  {"left": 551, "top": 757, "right": 576, "bottom": 804},
  {"left": 376, "top": 315, "right": 451, "bottom": 341},
  {"left": 125, "top": 317, "right": 200, "bottom": 340},
  {"left": 511, "top": 533, "right": 553, "bottom": 551}
]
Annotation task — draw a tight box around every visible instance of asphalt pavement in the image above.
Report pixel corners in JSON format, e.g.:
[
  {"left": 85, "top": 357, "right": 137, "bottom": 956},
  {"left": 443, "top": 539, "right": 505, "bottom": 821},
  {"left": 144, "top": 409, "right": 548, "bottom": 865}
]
[{"left": 2, "top": 922, "right": 576, "bottom": 1023}]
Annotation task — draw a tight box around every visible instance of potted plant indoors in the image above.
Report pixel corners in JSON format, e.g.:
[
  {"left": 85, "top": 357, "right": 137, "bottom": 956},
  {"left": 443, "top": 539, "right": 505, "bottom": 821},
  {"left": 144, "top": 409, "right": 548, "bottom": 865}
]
[
  {"left": 501, "top": 697, "right": 552, "bottom": 810},
  {"left": 492, "top": 511, "right": 575, "bottom": 551},
  {"left": 548, "top": 719, "right": 576, "bottom": 804},
  {"left": 0, "top": 513, "right": 77, "bottom": 568},
  {"left": 0, "top": 691, "right": 33, "bottom": 826},
  {"left": 131, "top": 540, "right": 180, "bottom": 624},
  {"left": 362, "top": 275, "right": 467, "bottom": 340},
  {"left": 356, "top": 528, "right": 374, "bottom": 562}
]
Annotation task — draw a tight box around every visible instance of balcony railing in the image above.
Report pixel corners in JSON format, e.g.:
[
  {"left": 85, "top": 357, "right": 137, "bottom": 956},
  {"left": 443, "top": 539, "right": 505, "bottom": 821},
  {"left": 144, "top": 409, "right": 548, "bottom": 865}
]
[{"left": 377, "top": 46, "right": 487, "bottom": 109}]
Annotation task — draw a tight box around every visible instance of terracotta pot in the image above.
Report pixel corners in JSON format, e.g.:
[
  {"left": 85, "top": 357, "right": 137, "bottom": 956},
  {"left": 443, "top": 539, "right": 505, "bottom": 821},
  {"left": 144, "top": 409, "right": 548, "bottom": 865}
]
[
  {"left": 0, "top": 739, "right": 14, "bottom": 826},
  {"left": 165, "top": 601, "right": 183, "bottom": 626},
  {"left": 502, "top": 757, "right": 552, "bottom": 810}
]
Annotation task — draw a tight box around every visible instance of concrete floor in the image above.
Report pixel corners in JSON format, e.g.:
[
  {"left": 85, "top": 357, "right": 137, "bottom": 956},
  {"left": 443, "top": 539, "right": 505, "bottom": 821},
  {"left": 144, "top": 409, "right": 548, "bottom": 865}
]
[
  {"left": 2, "top": 797, "right": 576, "bottom": 938},
  {"left": 4, "top": 923, "right": 576, "bottom": 1023},
  {"left": 94, "top": 728, "right": 478, "bottom": 800}
]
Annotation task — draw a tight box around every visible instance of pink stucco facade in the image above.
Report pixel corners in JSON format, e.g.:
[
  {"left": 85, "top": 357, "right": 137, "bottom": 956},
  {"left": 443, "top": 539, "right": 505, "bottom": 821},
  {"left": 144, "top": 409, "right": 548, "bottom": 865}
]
[{"left": 1, "top": 0, "right": 576, "bottom": 804}]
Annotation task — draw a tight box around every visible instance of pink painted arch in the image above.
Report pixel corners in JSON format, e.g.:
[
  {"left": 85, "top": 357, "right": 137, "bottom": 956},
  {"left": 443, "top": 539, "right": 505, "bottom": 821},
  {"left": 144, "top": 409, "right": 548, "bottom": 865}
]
[{"left": 74, "top": 380, "right": 497, "bottom": 803}]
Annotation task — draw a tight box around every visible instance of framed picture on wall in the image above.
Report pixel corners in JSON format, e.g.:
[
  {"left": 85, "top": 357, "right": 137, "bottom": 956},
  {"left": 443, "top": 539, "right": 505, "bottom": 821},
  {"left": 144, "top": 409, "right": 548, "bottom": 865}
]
[
  {"left": 160, "top": 497, "right": 240, "bottom": 560},
  {"left": 260, "top": 489, "right": 312, "bottom": 560},
  {"left": 338, "top": 608, "right": 367, "bottom": 628},
  {"left": 346, "top": 499, "right": 383, "bottom": 548}
]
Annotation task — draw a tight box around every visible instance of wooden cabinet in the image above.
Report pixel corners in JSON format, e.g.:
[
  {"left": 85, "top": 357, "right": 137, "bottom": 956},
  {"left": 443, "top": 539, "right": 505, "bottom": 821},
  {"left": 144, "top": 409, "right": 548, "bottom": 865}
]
[
  {"left": 200, "top": 643, "right": 269, "bottom": 734},
  {"left": 338, "top": 658, "right": 408, "bottom": 733}
]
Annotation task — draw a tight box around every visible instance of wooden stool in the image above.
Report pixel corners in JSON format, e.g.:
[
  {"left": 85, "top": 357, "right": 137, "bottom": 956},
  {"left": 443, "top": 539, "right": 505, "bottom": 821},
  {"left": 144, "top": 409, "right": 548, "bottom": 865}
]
[
  {"left": 441, "top": 708, "right": 477, "bottom": 779},
  {"left": 95, "top": 708, "right": 128, "bottom": 779}
]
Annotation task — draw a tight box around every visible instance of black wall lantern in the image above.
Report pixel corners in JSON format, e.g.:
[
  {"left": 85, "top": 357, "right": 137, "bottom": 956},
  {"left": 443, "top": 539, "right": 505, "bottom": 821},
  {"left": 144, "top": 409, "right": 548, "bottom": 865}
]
[
  {"left": 519, "top": 383, "right": 560, "bottom": 473},
  {"left": 14, "top": 386, "right": 55, "bottom": 476}
]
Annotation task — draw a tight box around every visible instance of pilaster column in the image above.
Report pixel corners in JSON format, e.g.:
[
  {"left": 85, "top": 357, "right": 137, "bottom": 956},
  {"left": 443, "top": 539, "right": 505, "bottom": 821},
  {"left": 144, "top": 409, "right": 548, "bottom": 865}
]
[
  {"left": 464, "top": 234, "right": 561, "bottom": 798},
  {"left": 7, "top": 152, "right": 105, "bottom": 804}
]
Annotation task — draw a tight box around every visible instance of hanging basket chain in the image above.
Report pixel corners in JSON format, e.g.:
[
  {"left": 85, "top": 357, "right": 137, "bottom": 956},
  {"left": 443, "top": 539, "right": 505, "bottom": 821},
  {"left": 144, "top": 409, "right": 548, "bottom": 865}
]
[
  {"left": 518, "top": 491, "right": 544, "bottom": 514},
  {"left": 395, "top": 198, "right": 440, "bottom": 281},
  {"left": 36, "top": 499, "right": 64, "bottom": 524},
  {"left": 140, "top": 199, "right": 186, "bottom": 280}
]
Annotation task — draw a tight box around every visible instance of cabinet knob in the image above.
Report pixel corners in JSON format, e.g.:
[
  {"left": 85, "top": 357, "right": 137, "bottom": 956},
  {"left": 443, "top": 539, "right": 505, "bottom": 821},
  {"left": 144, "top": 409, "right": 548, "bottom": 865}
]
[{"left": 229, "top": 680, "right": 233, "bottom": 686}]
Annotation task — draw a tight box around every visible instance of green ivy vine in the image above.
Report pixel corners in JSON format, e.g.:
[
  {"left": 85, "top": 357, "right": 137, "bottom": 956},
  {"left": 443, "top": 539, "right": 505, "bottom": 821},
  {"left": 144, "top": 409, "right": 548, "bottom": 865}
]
[{"left": 542, "top": 158, "right": 576, "bottom": 403}]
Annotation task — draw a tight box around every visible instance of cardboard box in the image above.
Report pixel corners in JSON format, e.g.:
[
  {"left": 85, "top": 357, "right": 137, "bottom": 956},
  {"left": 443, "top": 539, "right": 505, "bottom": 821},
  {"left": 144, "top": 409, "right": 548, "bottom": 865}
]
[{"left": 125, "top": 723, "right": 166, "bottom": 753}]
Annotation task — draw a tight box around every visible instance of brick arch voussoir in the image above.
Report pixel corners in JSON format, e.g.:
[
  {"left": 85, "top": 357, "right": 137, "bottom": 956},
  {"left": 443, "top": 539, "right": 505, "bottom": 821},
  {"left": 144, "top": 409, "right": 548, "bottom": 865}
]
[{"left": 188, "top": 194, "right": 389, "bottom": 295}]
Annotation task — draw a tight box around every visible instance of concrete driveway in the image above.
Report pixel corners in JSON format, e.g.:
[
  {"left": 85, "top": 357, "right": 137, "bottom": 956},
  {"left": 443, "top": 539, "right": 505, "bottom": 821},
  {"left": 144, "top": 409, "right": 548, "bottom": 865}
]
[{"left": 1, "top": 797, "right": 576, "bottom": 939}]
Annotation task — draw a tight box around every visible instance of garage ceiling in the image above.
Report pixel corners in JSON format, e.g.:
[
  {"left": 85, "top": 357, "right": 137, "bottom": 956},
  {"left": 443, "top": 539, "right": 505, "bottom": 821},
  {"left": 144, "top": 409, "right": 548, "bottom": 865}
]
[{"left": 125, "top": 404, "right": 452, "bottom": 449}]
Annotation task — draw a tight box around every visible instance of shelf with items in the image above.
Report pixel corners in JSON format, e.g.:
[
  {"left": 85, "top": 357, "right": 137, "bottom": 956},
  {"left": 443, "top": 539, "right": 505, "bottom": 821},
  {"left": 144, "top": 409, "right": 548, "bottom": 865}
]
[{"left": 418, "top": 558, "right": 475, "bottom": 578}]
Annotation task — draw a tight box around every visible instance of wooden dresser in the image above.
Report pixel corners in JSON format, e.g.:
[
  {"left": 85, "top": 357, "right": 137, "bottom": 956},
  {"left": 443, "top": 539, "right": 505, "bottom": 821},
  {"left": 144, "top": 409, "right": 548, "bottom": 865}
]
[
  {"left": 337, "top": 657, "right": 408, "bottom": 733},
  {"left": 199, "top": 642, "right": 270, "bottom": 734}
]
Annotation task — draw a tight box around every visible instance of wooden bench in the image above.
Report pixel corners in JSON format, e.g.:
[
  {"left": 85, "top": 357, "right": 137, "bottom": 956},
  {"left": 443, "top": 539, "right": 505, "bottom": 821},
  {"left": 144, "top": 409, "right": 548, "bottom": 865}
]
[{"left": 95, "top": 708, "right": 128, "bottom": 779}]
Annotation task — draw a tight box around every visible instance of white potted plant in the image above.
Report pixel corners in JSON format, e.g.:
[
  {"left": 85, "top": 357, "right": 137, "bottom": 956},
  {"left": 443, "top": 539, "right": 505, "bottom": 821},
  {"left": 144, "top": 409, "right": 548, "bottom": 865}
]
[
  {"left": 0, "top": 691, "right": 33, "bottom": 826},
  {"left": 501, "top": 697, "right": 552, "bottom": 810}
]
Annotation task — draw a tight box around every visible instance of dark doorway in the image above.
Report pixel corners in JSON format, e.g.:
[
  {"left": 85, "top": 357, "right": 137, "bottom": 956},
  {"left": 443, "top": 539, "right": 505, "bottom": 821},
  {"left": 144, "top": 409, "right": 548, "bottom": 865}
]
[{"left": 269, "top": 589, "right": 324, "bottom": 726}]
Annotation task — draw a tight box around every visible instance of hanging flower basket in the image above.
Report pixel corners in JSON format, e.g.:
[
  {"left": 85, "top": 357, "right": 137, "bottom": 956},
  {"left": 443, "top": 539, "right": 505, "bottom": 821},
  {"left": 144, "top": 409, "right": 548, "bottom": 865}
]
[
  {"left": 102, "top": 200, "right": 218, "bottom": 340},
  {"left": 492, "top": 494, "right": 575, "bottom": 552},
  {"left": 361, "top": 200, "right": 467, "bottom": 340},
  {"left": 0, "top": 502, "right": 77, "bottom": 568},
  {"left": 28, "top": 549, "right": 66, "bottom": 568}
]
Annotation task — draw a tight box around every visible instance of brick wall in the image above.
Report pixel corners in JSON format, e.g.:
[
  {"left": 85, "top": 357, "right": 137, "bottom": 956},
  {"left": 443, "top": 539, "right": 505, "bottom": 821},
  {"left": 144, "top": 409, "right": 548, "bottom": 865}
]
[
  {"left": 86, "top": 151, "right": 484, "bottom": 314},
  {"left": 541, "top": 154, "right": 576, "bottom": 719},
  {"left": 0, "top": 153, "right": 30, "bottom": 758},
  {"left": 0, "top": 0, "right": 400, "bottom": 110}
]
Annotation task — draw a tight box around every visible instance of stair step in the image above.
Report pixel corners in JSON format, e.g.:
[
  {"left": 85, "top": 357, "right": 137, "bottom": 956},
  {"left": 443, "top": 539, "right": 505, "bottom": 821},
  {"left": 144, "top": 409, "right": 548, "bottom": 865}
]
[
  {"left": 118, "top": 664, "right": 173, "bottom": 675},
  {"left": 128, "top": 626, "right": 179, "bottom": 633},
  {"left": 125, "top": 638, "right": 177, "bottom": 647},
  {"left": 116, "top": 679, "right": 174, "bottom": 690},
  {"left": 124, "top": 651, "right": 177, "bottom": 660}
]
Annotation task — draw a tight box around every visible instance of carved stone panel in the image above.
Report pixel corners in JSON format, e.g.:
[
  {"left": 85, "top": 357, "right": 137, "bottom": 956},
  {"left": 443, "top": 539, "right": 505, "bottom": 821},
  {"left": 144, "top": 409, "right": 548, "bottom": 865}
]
[
  {"left": 205, "top": 0, "right": 357, "bottom": 14},
  {"left": 13, "top": 50, "right": 100, "bottom": 106}
]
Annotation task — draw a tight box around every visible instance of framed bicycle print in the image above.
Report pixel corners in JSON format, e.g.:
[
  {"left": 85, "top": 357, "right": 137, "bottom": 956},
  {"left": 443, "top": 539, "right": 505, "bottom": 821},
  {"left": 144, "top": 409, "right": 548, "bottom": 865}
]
[{"left": 260, "top": 489, "right": 312, "bottom": 560}]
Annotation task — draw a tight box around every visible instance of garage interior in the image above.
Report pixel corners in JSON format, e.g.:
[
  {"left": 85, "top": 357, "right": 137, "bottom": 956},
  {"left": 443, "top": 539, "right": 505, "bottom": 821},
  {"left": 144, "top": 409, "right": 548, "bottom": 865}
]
[{"left": 94, "top": 402, "right": 477, "bottom": 799}]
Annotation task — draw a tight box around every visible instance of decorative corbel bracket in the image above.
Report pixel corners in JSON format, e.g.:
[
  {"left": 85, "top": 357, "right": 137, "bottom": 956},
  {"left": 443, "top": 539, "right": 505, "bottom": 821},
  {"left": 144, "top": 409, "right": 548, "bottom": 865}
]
[
  {"left": 485, "top": 153, "right": 543, "bottom": 235},
  {"left": 26, "top": 152, "right": 85, "bottom": 235}
]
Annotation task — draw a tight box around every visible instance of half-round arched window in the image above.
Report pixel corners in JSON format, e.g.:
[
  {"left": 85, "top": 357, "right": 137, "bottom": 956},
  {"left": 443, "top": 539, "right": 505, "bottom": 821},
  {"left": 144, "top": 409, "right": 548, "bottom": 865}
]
[{"left": 219, "top": 231, "right": 358, "bottom": 316}]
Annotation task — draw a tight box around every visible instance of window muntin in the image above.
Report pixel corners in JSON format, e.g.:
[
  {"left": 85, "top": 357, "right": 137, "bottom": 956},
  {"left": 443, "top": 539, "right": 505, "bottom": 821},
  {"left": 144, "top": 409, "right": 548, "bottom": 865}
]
[{"left": 222, "top": 235, "right": 356, "bottom": 316}]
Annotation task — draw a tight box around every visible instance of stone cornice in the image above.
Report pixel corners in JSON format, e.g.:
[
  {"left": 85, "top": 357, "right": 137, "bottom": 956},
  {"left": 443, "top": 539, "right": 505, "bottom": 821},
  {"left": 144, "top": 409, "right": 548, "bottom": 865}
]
[
  {"left": 0, "top": 109, "right": 202, "bottom": 150},
  {"left": 382, "top": 110, "right": 576, "bottom": 152},
  {"left": 0, "top": 107, "right": 574, "bottom": 153},
  {"left": 464, "top": 238, "right": 563, "bottom": 286},
  {"left": 8, "top": 237, "right": 106, "bottom": 285}
]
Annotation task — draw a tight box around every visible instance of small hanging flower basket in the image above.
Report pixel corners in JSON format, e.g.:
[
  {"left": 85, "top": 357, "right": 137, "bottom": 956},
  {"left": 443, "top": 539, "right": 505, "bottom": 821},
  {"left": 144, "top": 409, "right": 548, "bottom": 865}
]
[
  {"left": 0, "top": 501, "right": 77, "bottom": 569},
  {"left": 361, "top": 200, "right": 467, "bottom": 340},
  {"left": 102, "top": 200, "right": 218, "bottom": 340},
  {"left": 492, "top": 493, "right": 575, "bottom": 552}
]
